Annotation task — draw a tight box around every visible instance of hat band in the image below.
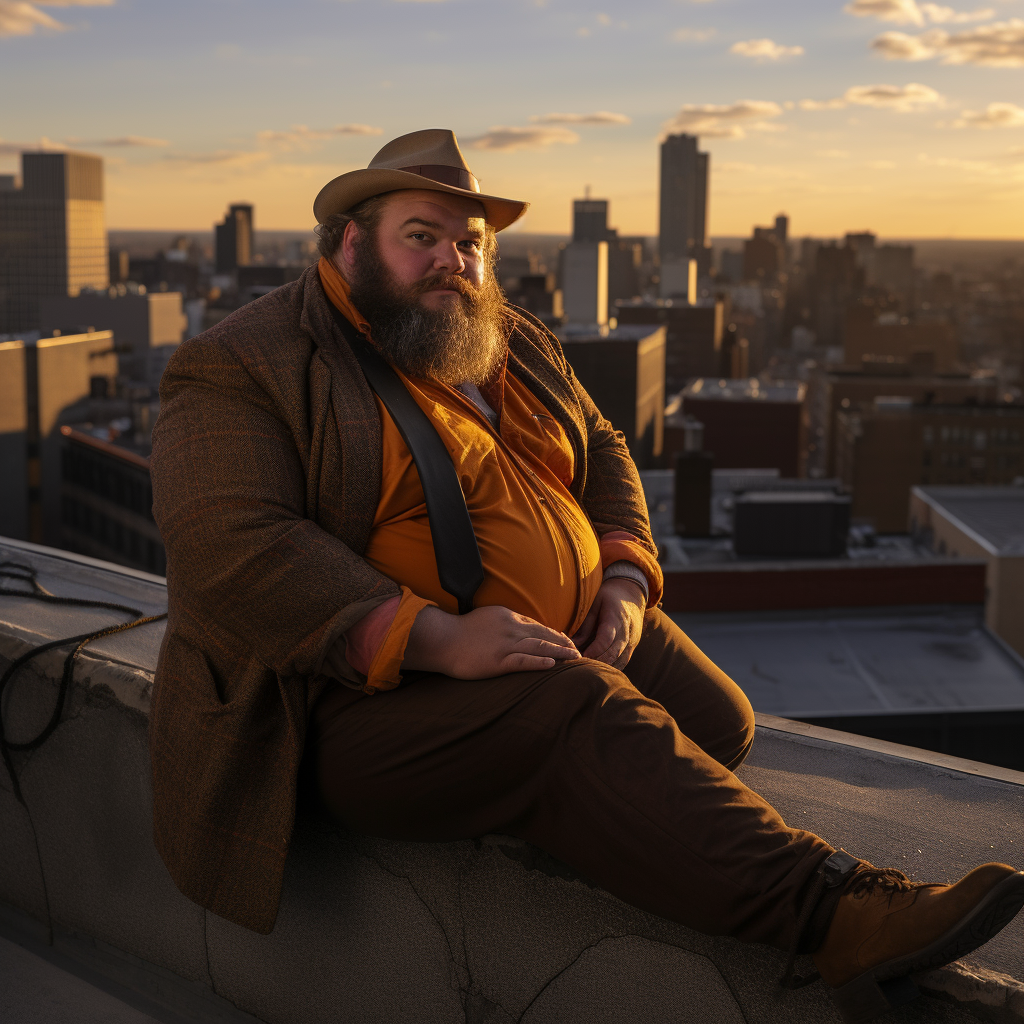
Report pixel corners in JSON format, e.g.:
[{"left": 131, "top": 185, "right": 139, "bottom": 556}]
[{"left": 398, "top": 164, "right": 480, "bottom": 193}]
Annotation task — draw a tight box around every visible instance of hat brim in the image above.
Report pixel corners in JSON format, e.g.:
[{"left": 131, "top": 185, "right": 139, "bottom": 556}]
[{"left": 313, "top": 168, "right": 527, "bottom": 232}]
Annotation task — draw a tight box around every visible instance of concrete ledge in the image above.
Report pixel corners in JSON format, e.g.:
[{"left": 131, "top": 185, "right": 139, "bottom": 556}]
[{"left": 2, "top": 538, "right": 1023, "bottom": 1023}]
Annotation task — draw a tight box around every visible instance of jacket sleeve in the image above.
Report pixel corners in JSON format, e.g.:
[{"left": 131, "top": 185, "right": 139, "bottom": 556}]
[
  {"left": 151, "top": 332, "right": 401, "bottom": 687},
  {"left": 573, "top": 374, "right": 664, "bottom": 605}
]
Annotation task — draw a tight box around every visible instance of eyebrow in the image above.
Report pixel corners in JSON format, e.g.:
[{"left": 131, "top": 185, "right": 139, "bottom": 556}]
[{"left": 400, "top": 217, "right": 484, "bottom": 238}]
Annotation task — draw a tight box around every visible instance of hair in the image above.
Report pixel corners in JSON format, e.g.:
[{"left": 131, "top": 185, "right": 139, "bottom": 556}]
[
  {"left": 315, "top": 193, "right": 392, "bottom": 260},
  {"left": 315, "top": 190, "right": 499, "bottom": 268}
]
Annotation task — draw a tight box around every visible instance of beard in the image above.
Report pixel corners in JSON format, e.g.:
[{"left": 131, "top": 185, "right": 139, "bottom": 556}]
[{"left": 347, "top": 231, "right": 509, "bottom": 387}]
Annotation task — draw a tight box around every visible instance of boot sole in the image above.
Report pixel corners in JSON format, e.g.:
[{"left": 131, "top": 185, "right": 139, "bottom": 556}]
[{"left": 829, "top": 870, "right": 1024, "bottom": 1024}]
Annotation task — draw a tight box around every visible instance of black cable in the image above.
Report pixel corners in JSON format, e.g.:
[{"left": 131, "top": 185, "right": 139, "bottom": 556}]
[{"left": 0, "top": 560, "right": 167, "bottom": 806}]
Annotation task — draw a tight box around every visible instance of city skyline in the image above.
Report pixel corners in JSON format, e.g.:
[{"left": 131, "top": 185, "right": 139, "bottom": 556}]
[{"left": 2, "top": 0, "right": 1023, "bottom": 237}]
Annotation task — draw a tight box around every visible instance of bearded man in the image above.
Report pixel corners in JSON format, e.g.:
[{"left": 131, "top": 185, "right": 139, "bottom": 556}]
[{"left": 149, "top": 130, "right": 1024, "bottom": 1022}]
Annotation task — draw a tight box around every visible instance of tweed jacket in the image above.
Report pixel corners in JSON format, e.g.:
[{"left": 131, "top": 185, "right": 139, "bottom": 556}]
[{"left": 149, "top": 265, "right": 660, "bottom": 934}]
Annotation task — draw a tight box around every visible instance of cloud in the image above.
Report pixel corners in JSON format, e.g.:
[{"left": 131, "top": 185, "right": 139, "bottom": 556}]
[
  {"left": 800, "top": 82, "right": 943, "bottom": 112},
  {"left": 672, "top": 27, "right": 716, "bottom": 41},
  {"left": 871, "top": 30, "right": 937, "bottom": 58},
  {"left": 95, "top": 135, "right": 169, "bottom": 147},
  {"left": 529, "top": 111, "right": 630, "bottom": 125},
  {"left": 871, "top": 20, "right": 1024, "bottom": 65},
  {"left": 0, "top": 0, "right": 112, "bottom": 38},
  {"left": 465, "top": 126, "right": 580, "bottom": 151},
  {"left": 955, "top": 102, "right": 1024, "bottom": 128},
  {"left": 844, "top": 0, "right": 994, "bottom": 25},
  {"left": 845, "top": 0, "right": 926, "bottom": 25},
  {"left": 845, "top": 82, "right": 943, "bottom": 109},
  {"left": 662, "top": 100, "right": 783, "bottom": 139},
  {"left": 730, "top": 38, "right": 804, "bottom": 60},
  {"left": 817, "top": 149, "right": 851, "bottom": 158},
  {"left": 920, "top": 4, "right": 995, "bottom": 24},
  {"left": 163, "top": 150, "right": 270, "bottom": 167},
  {"left": 256, "top": 123, "right": 382, "bottom": 150},
  {"left": 0, "top": 135, "right": 68, "bottom": 153}
]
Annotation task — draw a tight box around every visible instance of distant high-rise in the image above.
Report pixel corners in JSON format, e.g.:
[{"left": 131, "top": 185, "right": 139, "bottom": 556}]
[
  {"left": 658, "top": 133, "right": 708, "bottom": 266},
  {"left": 774, "top": 214, "right": 789, "bottom": 244},
  {"left": 0, "top": 151, "right": 108, "bottom": 333},
  {"left": 572, "top": 198, "right": 610, "bottom": 243},
  {"left": 215, "top": 203, "right": 253, "bottom": 273}
]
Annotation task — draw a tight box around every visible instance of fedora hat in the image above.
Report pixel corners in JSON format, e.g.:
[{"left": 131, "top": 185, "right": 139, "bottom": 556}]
[{"left": 313, "top": 128, "right": 527, "bottom": 232}]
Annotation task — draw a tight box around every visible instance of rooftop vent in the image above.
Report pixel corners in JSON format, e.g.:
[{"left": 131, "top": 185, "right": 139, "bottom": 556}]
[{"left": 733, "top": 491, "right": 851, "bottom": 558}]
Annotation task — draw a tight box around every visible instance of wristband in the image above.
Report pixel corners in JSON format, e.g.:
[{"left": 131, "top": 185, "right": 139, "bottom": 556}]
[{"left": 602, "top": 561, "right": 649, "bottom": 605}]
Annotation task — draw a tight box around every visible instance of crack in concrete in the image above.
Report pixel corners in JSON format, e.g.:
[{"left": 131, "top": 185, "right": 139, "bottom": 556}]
[
  {"left": 513, "top": 933, "right": 630, "bottom": 1023},
  {"left": 353, "top": 840, "right": 469, "bottom": 1009}
]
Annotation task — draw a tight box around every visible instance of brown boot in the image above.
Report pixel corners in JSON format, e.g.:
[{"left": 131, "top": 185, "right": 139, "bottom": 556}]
[{"left": 813, "top": 860, "right": 1024, "bottom": 1023}]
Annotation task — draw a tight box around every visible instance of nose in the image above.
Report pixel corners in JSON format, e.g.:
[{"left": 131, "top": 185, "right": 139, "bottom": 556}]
[{"left": 432, "top": 242, "right": 465, "bottom": 276}]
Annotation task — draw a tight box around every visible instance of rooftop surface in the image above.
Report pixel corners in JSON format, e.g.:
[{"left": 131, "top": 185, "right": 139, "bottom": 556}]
[
  {"left": 682, "top": 377, "right": 805, "bottom": 402},
  {"left": 914, "top": 486, "right": 1024, "bottom": 556},
  {"left": 673, "top": 605, "right": 1024, "bottom": 719}
]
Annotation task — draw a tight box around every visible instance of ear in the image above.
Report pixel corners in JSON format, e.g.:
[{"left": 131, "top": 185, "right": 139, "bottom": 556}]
[{"left": 339, "top": 219, "right": 361, "bottom": 275}]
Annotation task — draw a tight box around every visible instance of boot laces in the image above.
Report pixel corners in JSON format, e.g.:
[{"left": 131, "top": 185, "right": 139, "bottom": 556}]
[{"left": 847, "top": 866, "right": 919, "bottom": 900}]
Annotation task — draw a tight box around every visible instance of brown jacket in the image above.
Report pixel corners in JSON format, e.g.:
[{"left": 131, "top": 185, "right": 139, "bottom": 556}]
[{"left": 149, "top": 265, "right": 659, "bottom": 934}]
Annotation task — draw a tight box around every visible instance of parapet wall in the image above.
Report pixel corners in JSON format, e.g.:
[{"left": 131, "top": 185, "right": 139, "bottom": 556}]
[{"left": 1, "top": 537, "right": 1022, "bottom": 1024}]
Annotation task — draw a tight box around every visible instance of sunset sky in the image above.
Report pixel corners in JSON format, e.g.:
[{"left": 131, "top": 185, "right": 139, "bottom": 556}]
[{"left": 2, "top": 0, "right": 1023, "bottom": 238}]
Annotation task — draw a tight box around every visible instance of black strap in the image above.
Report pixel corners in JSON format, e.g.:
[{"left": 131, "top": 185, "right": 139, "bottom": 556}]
[
  {"left": 0, "top": 561, "right": 167, "bottom": 807},
  {"left": 328, "top": 305, "right": 484, "bottom": 615}
]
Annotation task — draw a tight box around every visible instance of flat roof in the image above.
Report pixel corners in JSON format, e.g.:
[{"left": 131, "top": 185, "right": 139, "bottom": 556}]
[
  {"left": 914, "top": 486, "right": 1024, "bottom": 556},
  {"left": 674, "top": 605, "right": 1024, "bottom": 718},
  {"left": 682, "top": 378, "right": 804, "bottom": 402}
]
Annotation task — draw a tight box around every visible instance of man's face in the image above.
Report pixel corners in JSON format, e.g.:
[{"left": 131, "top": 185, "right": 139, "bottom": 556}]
[
  {"left": 341, "top": 189, "right": 489, "bottom": 308},
  {"left": 338, "top": 189, "right": 508, "bottom": 386}
]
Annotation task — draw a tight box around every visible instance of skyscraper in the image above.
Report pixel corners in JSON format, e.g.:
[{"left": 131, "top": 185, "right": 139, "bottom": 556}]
[
  {"left": 0, "top": 151, "right": 108, "bottom": 334},
  {"left": 658, "top": 133, "right": 709, "bottom": 290},
  {"left": 215, "top": 203, "right": 253, "bottom": 274},
  {"left": 572, "top": 198, "right": 610, "bottom": 243}
]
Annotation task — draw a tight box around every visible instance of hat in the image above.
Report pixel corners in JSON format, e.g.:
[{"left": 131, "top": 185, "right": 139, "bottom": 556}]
[{"left": 313, "top": 129, "right": 527, "bottom": 232}]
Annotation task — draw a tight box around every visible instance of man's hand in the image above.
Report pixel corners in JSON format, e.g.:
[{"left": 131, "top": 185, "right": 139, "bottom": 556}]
[
  {"left": 403, "top": 605, "right": 581, "bottom": 679},
  {"left": 571, "top": 578, "right": 646, "bottom": 670}
]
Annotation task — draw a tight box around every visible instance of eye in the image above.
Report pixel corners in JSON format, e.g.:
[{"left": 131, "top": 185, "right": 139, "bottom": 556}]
[
  {"left": 459, "top": 239, "right": 483, "bottom": 252},
  {"left": 409, "top": 232, "right": 432, "bottom": 243}
]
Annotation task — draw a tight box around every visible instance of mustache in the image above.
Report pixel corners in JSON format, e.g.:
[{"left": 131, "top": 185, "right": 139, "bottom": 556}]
[{"left": 411, "top": 273, "right": 477, "bottom": 298}]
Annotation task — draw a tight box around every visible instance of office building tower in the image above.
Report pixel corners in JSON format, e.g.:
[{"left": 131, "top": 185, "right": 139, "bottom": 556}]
[
  {"left": 215, "top": 203, "right": 253, "bottom": 273},
  {"left": 835, "top": 402, "right": 1024, "bottom": 532},
  {"left": 60, "top": 427, "right": 164, "bottom": 575},
  {"left": 675, "top": 378, "right": 808, "bottom": 478},
  {"left": 774, "top": 214, "right": 789, "bottom": 245},
  {"left": 572, "top": 198, "right": 610, "bottom": 243},
  {"left": 910, "top": 486, "right": 1024, "bottom": 658},
  {"left": 40, "top": 290, "right": 187, "bottom": 385},
  {"left": 658, "top": 133, "right": 709, "bottom": 296},
  {"left": 2, "top": 330, "right": 118, "bottom": 544},
  {"left": 0, "top": 151, "right": 108, "bottom": 333},
  {"left": 811, "top": 362, "right": 998, "bottom": 477},
  {"left": 0, "top": 339, "right": 29, "bottom": 539},
  {"left": 615, "top": 299, "right": 724, "bottom": 393},
  {"left": 562, "top": 241, "right": 608, "bottom": 325},
  {"left": 869, "top": 244, "right": 915, "bottom": 309},
  {"left": 561, "top": 325, "right": 666, "bottom": 468}
]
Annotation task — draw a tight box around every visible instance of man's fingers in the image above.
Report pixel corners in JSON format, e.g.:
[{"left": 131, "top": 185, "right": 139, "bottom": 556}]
[
  {"left": 501, "top": 653, "right": 557, "bottom": 673},
  {"left": 571, "top": 607, "right": 599, "bottom": 646},
  {"left": 515, "top": 628, "right": 579, "bottom": 657},
  {"left": 583, "top": 621, "right": 618, "bottom": 662},
  {"left": 518, "top": 637, "right": 579, "bottom": 660},
  {"left": 612, "top": 638, "right": 638, "bottom": 670}
]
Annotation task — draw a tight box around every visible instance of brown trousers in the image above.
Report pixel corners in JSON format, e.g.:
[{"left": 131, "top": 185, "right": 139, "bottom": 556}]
[{"left": 310, "top": 609, "right": 834, "bottom": 949}]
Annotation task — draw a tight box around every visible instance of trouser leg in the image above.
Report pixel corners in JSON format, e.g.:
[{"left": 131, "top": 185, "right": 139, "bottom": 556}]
[{"left": 310, "top": 610, "right": 833, "bottom": 949}]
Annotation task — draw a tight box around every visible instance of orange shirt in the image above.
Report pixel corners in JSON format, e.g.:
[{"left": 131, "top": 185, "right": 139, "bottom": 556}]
[{"left": 318, "top": 258, "right": 655, "bottom": 692}]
